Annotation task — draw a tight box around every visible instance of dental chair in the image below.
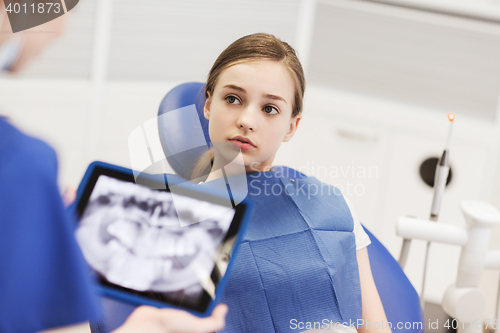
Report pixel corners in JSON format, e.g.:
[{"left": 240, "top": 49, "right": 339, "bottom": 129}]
[
  {"left": 95, "top": 82, "right": 423, "bottom": 332},
  {"left": 155, "top": 82, "right": 424, "bottom": 332}
]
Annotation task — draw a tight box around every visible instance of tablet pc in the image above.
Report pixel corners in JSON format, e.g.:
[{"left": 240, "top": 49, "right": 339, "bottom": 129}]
[{"left": 73, "top": 161, "right": 252, "bottom": 316}]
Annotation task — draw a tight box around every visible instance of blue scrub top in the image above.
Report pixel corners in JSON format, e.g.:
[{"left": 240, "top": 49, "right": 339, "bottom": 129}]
[{"left": 0, "top": 118, "right": 100, "bottom": 333}]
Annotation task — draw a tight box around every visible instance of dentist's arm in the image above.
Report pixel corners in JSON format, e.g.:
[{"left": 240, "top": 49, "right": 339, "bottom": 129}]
[
  {"left": 113, "top": 304, "right": 228, "bottom": 333},
  {"left": 40, "top": 304, "right": 227, "bottom": 333}
]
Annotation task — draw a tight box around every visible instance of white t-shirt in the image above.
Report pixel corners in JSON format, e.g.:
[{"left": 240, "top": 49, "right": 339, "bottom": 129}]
[{"left": 344, "top": 196, "right": 372, "bottom": 251}]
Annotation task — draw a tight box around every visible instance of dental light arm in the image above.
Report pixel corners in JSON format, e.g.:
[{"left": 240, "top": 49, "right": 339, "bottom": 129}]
[{"left": 397, "top": 217, "right": 468, "bottom": 246}]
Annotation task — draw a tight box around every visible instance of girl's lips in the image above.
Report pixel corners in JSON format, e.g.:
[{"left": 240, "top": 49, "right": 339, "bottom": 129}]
[{"left": 229, "top": 139, "right": 256, "bottom": 151}]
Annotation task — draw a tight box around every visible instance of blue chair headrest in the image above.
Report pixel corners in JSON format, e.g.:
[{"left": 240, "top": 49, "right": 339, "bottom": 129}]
[{"left": 157, "top": 82, "right": 211, "bottom": 180}]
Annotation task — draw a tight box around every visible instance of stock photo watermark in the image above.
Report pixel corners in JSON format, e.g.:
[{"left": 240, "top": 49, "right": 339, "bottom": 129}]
[
  {"left": 268, "top": 160, "right": 379, "bottom": 181},
  {"left": 2, "top": 0, "right": 79, "bottom": 33},
  {"left": 248, "top": 161, "right": 379, "bottom": 198},
  {"left": 290, "top": 318, "right": 499, "bottom": 331},
  {"left": 247, "top": 178, "right": 369, "bottom": 199},
  {"left": 290, "top": 318, "right": 422, "bottom": 331},
  {"left": 128, "top": 105, "right": 380, "bottom": 225}
]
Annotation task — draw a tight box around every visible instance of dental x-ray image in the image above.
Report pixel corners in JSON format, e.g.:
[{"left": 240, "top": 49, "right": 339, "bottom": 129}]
[{"left": 76, "top": 175, "right": 236, "bottom": 308}]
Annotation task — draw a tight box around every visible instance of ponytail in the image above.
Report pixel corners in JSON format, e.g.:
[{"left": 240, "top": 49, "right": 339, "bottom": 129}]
[{"left": 190, "top": 148, "right": 213, "bottom": 182}]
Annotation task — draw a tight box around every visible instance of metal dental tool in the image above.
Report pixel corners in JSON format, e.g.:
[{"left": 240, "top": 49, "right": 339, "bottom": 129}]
[
  {"left": 420, "top": 113, "right": 454, "bottom": 310},
  {"left": 398, "top": 113, "right": 455, "bottom": 311}
]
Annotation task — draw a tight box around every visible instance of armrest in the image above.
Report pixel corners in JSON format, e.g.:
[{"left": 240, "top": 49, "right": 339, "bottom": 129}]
[{"left": 397, "top": 217, "right": 468, "bottom": 246}]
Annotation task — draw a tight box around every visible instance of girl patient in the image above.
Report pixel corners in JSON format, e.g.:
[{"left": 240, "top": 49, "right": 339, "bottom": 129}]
[{"left": 189, "top": 33, "right": 392, "bottom": 333}]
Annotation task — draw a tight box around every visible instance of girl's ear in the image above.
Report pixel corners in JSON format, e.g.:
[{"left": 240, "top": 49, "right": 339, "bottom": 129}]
[
  {"left": 203, "top": 91, "right": 212, "bottom": 120},
  {"left": 283, "top": 114, "right": 301, "bottom": 142}
]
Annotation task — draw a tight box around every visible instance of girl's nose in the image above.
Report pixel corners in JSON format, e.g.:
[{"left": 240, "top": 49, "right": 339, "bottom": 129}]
[{"left": 236, "top": 107, "right": 256, "bottom": 131}]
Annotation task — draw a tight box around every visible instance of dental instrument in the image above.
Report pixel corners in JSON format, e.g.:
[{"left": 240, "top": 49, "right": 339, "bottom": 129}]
[{"left": 399, "top": 113, "right": 455, "bottom": 311}]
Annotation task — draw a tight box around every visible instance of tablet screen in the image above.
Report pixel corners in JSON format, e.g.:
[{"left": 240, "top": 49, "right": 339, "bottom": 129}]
[{"left": 75, "top": 166, "right": 245, "bottom": 313}]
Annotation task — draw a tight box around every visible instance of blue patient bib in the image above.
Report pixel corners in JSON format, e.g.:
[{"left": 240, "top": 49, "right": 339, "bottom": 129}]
[{"left": 202, "top": 168, "right": 362, "bottom": 332}]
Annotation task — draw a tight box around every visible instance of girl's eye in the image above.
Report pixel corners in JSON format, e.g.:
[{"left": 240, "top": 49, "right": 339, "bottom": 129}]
[
  {"left": 226, "top": 95, "right": 240, "bottom": 105},
  {"left": 264, "top": 105, "right": 279, "bottom": 115}
]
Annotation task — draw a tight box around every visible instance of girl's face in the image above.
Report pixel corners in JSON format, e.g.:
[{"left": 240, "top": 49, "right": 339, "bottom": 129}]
[{"left": 204, "top": 60, "right": 301, "bottom": 173}]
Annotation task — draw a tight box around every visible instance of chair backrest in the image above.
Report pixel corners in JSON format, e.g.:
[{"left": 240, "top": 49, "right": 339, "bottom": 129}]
[
  {"left": 362, "top": 227, "right": 423, "bottom": 332},
  {"left": 157, "top": 82, "right": 424, "bottom": 333},
  {"left": 158, "top": 82, "right": 210, "bottom": 180}
]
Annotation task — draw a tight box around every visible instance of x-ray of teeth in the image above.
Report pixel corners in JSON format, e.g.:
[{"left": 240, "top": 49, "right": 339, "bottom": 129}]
[{"left": 76, "top": 175, "right": 236, "bottom": 306}]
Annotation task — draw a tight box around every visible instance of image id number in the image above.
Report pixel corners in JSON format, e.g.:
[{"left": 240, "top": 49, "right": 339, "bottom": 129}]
[
  {"left": 6, "top": 2, "right": 61, "bottom": 14},
  {"left": 444, "top": 318, "right": 498, "bottom": 330}
]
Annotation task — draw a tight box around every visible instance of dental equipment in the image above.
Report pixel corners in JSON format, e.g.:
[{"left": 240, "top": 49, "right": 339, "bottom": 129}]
[
  {"left": 397, "top": 201, "right": 500, "bottom": 333},
  {"left": 399, "top": 113, "right": 455, "bottom": 310}
]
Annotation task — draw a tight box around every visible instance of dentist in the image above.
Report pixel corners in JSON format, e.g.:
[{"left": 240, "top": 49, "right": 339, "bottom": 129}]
[{"left": 0, "top": 2, "right": 227, "bottom": 333}]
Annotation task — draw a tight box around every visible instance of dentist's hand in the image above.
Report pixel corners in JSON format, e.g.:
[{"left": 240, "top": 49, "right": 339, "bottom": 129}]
[
  {"left": 62, "top": 186, "right": 77, "bottom": 207},
  {"left": 112, "top": 304, "right": 228, "bottom": 333}
]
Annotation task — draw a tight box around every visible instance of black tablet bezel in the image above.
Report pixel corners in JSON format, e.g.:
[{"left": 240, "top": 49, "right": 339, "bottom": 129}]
[{"left": 74, "top": 163, "right": 250, "bottom": 314}]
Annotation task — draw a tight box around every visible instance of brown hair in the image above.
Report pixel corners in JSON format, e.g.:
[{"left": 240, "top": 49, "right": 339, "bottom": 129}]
[
  {"left": 206, "top": 33, "right": 305, "bottom": 117},
  {"left": 192, "top": 33, "right": 306, "bottom": 181}
]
